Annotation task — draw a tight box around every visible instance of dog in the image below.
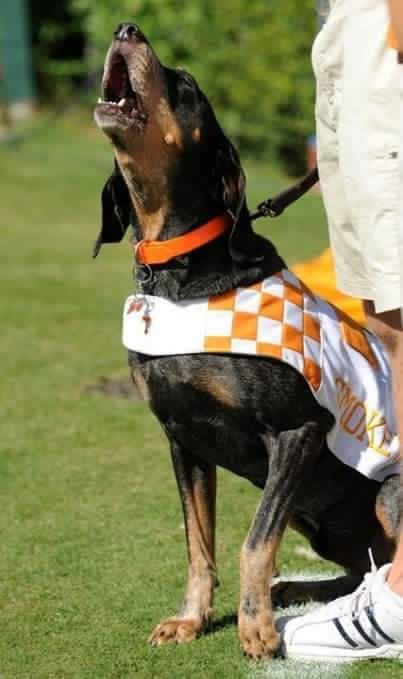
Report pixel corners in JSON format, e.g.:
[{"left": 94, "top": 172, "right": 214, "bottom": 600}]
[{"left": 93, "top": 22, "right": 401, "bottom": 660}]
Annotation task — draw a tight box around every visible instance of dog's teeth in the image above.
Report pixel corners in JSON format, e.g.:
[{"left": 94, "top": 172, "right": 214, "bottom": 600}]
[{"left": 118, "top": 98, "right": 126, "bottom": 108}]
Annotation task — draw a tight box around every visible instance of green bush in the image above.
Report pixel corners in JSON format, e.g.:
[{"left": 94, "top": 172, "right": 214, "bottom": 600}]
[
  {"left": 71, "top": 0, "right": 317, "bottom": 172},
  {"left": 29, "top": 0, "right": 86, "bottom": 97}
]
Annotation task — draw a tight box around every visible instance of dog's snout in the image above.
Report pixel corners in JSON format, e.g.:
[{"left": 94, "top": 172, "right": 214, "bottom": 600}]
[{"left": 114, "top": 23, "right": 141, "bottom": 42}]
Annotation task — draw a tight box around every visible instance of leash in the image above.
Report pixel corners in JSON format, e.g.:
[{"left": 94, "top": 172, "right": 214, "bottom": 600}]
[{"left": 249, "top": 166, "right": 319, "bottom": 221}]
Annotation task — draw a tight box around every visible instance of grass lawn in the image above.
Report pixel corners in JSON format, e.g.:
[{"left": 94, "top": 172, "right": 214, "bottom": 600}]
[{"left": 1, "top": 113, "right": 401, "bottom": 678}]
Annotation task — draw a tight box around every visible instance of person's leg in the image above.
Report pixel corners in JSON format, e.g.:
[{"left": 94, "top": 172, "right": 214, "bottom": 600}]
[
  {"left": 390, "top": 538, "right": 403, "bottom": 592},
  {"left": 388, "top": 0, "right": 403, "bottom": 598},
  {"left": 279, "top": 0, "right": 403, "bottom": 661},
  {"left": 388, "top": 0, "right": 403, "bottom": 52},
  {"left": 365, "top": 303, "right": 403, "bottom": 596}
]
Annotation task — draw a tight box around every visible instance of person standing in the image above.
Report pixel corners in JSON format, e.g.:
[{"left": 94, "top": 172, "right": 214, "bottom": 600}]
[{"left": 281, "top": 0, "right": 403, "bottom": 661}]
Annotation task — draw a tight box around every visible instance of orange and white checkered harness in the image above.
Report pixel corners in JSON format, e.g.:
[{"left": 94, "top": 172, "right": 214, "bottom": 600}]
[
  {"left": 203, "top": 269, "right": 376, "bottom": 393},
  {"left": 123, "top": 269, "right": 399, "bottom": 481}
]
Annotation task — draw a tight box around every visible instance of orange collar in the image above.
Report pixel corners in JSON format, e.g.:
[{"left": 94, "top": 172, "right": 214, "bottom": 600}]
[{"left": 133, "top": 214, "right": 233, "bottom": 266}]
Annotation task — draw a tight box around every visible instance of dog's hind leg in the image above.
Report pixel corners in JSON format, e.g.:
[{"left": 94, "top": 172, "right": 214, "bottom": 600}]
[
  {"left": 148, "top": 440, "right": 217, "bottom": 646},
  {"left": 372, "top": 474, "right": 400, "bottom": 562},
  {"left": 238, "top": 422, "right": 325, "bottom": 660},
  {"left": 271, "top": 475, "right": 401, "bottom": 609},
  {"left": 271, "top": 573, "right": 362, "bottom": 607},
  {"left": 375, "top": 474, "right": 401, "bottom": 543}
]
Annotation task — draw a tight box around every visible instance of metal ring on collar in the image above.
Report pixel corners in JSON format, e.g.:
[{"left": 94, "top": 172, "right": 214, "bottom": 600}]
[
  {"left": 134, "top": 240, "right": 145, "bottom": 264},
  {"left": 137, "top": 262, "right": 153, "bottom": 286}
]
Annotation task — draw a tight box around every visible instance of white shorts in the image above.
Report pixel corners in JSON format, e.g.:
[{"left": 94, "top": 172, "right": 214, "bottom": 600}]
[
  {"left": 400, "top": 68, "right": 403, "bottom": 324},
  {"left": 313, "top": 0, "right": 403, "bottom": 313}
]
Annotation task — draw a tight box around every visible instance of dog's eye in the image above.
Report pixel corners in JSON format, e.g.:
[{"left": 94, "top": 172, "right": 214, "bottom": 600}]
[{"left": 175, "top": 69, "right": 198, "bottom": 105}]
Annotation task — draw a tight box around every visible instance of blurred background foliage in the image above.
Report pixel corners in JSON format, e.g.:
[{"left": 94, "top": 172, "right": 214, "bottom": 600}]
[{"left": 28, "top": 0, "right": 316, "bottom": 172}]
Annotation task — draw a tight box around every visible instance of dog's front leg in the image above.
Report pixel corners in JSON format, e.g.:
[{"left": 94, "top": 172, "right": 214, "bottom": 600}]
[
  {"left": 149, "top": 440, "right": 217, "bottom": 646},
  {"left": 239, "top": 423, "right": 323, "bottom": 660}
]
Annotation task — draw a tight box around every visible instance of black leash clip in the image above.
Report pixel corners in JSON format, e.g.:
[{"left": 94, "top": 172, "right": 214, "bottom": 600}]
[
  {"left": 250, "top": 167, "right": 319, "bottom": 222},
  {"left": 250, "top": 199, "right": 284, "bottom": 221}
]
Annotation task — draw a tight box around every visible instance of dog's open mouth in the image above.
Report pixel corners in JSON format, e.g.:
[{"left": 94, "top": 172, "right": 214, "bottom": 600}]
[{"left": 95, "top": 52, "right": 147, "bottom": 129}]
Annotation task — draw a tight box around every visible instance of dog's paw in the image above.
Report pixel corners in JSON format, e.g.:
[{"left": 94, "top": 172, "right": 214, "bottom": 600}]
[
  {"left": 148, "top": 617, "right": 203, "bottom": 646},
  {"left": 238, "top": 611, "right": 280, "bottom": 661}
]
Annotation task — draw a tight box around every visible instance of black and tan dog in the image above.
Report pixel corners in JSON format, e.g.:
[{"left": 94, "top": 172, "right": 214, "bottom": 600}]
[{"left": 93, "top": 23, "right": 401, "bottom": 660}]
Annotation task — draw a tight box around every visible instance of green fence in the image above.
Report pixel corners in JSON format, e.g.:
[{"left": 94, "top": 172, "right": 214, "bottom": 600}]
[{"left": 0, "top": 0, "right": 35, "bottom": 106}]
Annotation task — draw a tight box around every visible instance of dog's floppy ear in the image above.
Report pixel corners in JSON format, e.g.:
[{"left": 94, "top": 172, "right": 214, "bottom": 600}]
[
  {"left": 213, "top": 135, "right": 245, "bottom": 223},
  {"left": 212, "top": 135, "right": 263, "bottom": 264},
  {"left": 93, "top": 162, "right": 132, "bottom": 258}
]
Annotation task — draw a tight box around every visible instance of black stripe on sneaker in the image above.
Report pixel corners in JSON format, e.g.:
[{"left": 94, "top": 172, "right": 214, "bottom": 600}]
[
  {"left": 351, "top": 617, "right": 377, "bottom": 646},
  {"left": 333, "top": 618, "right": 358, "bottom": 648},
  {"left": 365, "top": 607, "right": 395, "bottom": 643}
]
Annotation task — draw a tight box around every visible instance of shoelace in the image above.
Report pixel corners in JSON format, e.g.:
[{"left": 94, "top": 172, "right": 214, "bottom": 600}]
[{"left": 339, "top": 549, "right": 378, "bottom": 620}]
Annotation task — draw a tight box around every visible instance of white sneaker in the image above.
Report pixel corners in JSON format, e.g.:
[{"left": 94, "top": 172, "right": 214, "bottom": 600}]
[{"left": 280, "top": 558, "right": 403, "bottom": 663}]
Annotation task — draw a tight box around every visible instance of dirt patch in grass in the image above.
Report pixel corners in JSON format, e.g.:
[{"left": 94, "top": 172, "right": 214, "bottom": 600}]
[{"left": 83, "top": 376, "right": 141, "bottom": 400}]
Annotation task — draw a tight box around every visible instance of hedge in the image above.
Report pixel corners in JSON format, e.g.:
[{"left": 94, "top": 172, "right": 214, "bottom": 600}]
[{"left": 32, "top": 0, "right": 318, "bottom": 171}]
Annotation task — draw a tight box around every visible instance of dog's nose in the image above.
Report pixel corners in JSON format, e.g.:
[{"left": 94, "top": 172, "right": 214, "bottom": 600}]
[{"left": 114, "top": 23, "right": 141, "bottom": 41}]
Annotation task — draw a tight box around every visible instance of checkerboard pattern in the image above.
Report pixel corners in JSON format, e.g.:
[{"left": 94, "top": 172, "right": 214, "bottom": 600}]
[{"left": 204, "top": 269, "right": 323, "bottom": 391}]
